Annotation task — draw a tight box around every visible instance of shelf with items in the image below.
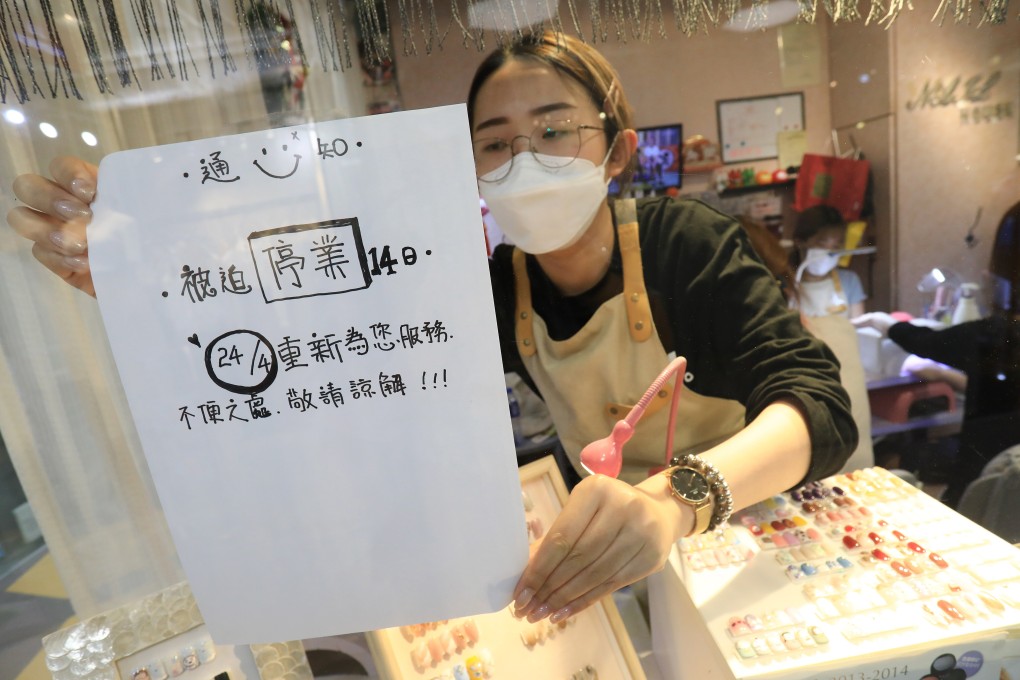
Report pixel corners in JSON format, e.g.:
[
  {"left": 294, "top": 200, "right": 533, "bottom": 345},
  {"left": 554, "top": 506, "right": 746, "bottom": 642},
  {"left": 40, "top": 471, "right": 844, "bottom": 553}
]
[{"left": 718, "top": 177, "right": 797, "bottom": 198}]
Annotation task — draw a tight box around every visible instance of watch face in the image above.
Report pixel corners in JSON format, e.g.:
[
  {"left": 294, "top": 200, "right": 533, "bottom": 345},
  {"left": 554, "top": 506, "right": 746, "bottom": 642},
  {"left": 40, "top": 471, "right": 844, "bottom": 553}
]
[{"left": 670, "top": 468, "right": 710, "bottom": 502}]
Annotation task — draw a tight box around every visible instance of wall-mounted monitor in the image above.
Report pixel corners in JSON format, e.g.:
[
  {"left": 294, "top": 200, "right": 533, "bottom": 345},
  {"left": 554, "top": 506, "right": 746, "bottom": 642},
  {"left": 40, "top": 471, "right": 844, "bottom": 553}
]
[{"left": 611, "top": 123, "right": 683, "bottom": 196}]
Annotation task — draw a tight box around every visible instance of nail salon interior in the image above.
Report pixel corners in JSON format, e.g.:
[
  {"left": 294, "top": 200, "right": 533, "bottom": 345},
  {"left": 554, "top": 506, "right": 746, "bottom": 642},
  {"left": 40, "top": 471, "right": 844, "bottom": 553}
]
[{"left": 0, "top": 1, "right": 1018, "bottom": 680}]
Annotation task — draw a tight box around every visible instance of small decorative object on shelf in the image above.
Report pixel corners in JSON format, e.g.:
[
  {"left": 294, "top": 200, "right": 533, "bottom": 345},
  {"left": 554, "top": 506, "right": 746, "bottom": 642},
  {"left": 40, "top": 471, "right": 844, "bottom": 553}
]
[{"left": 682, "top": 135, "right": 722, "bottom": 173}]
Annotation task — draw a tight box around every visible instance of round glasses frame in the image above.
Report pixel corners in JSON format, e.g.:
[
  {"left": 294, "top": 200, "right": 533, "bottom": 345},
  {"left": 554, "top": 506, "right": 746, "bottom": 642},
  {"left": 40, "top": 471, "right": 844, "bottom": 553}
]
[{"left": 473, "top": 120, "right": 607, "bottom": 182}]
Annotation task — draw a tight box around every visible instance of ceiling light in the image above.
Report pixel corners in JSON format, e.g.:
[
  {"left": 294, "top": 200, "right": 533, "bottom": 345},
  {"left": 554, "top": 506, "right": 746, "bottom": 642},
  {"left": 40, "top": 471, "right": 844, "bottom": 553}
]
[
  {"left": 467, "top": 0, "right": 557, "bottom": 30},
  {"left": 39, "top": 122, "right": 58, "bottom": 138},
  {"left": 3, "top": 109, "right": 25, "bottom": 124},
  {"left": 723, "top": 0, "right": 800, "bottom": 31},
  {"left": 81, "top": 131, "right": 98, "bottom": 146}
]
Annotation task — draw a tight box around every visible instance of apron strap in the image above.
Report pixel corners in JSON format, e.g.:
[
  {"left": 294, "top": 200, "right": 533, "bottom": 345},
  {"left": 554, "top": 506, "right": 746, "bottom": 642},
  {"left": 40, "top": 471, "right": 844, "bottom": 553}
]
[
  {"left": 828, "top": 270, "right": 847, "bottom": 314},
  {"left": 605, "top": 382, "right": 674, "bottom": 421},
  {"left": 513, "top": 198, "right": 654, "bottom": 358},
  {"left": 615, "top": 198, "right": 653, "bottom": 343},
  {"left": 512, "top": 248, "right": 537, "bottom": 357}
]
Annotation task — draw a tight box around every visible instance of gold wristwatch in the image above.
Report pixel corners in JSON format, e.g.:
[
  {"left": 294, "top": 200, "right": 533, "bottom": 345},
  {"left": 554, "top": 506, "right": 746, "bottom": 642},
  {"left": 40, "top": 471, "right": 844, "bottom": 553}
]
[
  {"left": 664, "top": 464, "right": 714, "bottom": 537},
  {"left": 663, "top": 453, "right": 733, "bottom": 536}
]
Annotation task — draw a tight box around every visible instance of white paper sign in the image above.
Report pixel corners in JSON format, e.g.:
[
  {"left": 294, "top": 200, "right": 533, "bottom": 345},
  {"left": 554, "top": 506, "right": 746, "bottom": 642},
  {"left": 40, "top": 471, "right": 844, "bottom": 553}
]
[{"left": 89, "top": 105, "right": 528, "bottom": 643}]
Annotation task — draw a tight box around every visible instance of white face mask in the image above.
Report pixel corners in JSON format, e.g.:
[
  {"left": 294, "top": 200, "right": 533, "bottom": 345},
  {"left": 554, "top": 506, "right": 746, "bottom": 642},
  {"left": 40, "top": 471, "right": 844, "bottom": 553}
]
[
  {"left": 478, "top": 150, "right": 613, "bottom": 255},
  {"left": 798, "top": 248, "right": 841, "bottom": 280}
]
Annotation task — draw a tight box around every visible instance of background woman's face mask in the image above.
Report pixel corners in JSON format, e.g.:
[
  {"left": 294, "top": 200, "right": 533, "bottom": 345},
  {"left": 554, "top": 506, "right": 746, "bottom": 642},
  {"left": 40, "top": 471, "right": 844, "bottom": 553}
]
[
  {"left": 800, "top": 248, "right": 841, "bottom": 278},
  {"left": 478, "top": 146, "right": 615, "bottom": 255}
]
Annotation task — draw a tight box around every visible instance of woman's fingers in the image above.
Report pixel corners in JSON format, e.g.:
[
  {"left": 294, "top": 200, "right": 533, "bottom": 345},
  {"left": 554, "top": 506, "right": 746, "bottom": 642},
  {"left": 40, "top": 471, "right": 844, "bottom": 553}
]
[
  {"left": 8, "top": 158, "right": 98, "bottom": 297},
  {"left": 31, "top": 242, "right": 95, "bottom": 297},
  {"left": 525, "top": 535, "right": 643, "bottom": 622},
  {"left": 12, "top": 173, "right": 91, "bottom": 220},
  {"left": 530, "top": 510, "right": 623, "bottom": 602},
  {"left": 523, "top": 486, "right": 641, "bottom": 614},
  {"left": 7, "top": 207, "right": 88, "bottom": 255},
  {"left": 513, "top": 473, "right": 682, "bottom": 624},
  {"left": 512, "top": 476, "right": 608, "bottom": 616},
  {"left": 545, "top": 567, "right": 641, "bottom": 624},
  {"left": 11, "top": 157, "right": 96, "bottom": 225},
  {"left": 50, "top": 156, "right": 99, "bottom": 203},
  {"left": 7, "top": 205, "right": 93, "bottom": 295},
  {"left": 513, "top": 475, "right": 671, "bottom": 620}
]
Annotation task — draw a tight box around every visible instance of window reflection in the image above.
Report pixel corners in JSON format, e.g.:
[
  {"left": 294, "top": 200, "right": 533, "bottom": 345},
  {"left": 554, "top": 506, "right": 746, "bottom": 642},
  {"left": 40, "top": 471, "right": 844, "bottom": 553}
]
[{"left": 0, "top": 0, "right": 1016, "bottom": 635}]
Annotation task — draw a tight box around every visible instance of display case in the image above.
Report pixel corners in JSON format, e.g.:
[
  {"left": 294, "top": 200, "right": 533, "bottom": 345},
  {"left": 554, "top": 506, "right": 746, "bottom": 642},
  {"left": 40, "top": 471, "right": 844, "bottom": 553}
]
[
  {"left": 42, "top": 581, "right": 312, "bottom": 680},
  {"left": 650, "top": 467, "right": 1020, "bottom": 680},
  {"left": 367, "top": 455, "right": 647, "bottom": 680}
]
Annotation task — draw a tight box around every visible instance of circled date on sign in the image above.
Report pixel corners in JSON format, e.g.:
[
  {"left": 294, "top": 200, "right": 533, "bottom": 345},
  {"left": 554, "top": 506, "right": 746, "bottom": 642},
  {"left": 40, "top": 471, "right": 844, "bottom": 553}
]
[{"left": 204, "top": 329, "right": 279, "bottom": 394}]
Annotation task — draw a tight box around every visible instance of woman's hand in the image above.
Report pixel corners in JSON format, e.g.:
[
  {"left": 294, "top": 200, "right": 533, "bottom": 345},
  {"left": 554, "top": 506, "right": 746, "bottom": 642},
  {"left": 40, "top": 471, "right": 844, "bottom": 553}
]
[
  {"left": 8, "top": 156, "right": 98, "bottom": 297},
  {"left": 511, "top": 472, "right": 688, "bottom": 623},
  {"left": 851, "top": 311, "right": 899, "bottom": 336}
]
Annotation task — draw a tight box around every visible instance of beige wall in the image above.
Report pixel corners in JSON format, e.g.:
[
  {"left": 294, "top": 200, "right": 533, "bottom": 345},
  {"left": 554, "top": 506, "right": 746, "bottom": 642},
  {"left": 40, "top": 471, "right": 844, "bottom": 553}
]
[
  {"left": 392, "top": 6, "right": 1020, "bottom": 316},
  {"left": 891, "top": 15, "right": 1020, "bottom": 314},
  {"left": 394, "top": 7, "right": 834, "bottom": 198},
  {"left": 828, "top": 20, "right": 895, "bottom": 311}
]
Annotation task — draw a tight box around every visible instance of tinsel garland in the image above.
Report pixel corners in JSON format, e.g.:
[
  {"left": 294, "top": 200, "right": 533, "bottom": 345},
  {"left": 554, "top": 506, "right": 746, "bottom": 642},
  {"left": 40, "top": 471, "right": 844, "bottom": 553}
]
[{"left": 0, "top": 0, "right": 1013, "bottom": 103}]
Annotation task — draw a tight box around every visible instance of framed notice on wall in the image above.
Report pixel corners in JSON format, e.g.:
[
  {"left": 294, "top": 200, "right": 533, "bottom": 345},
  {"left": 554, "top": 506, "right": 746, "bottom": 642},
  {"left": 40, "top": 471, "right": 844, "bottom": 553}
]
[{"left": 717, "top": 93, "right": 805, "bottom": 164}]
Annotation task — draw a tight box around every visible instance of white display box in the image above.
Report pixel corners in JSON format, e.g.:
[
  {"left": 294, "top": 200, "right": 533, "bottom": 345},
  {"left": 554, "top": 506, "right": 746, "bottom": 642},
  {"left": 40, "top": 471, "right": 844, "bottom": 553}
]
[
  {"left": 650, "top": 467, "right": 1020, "bottom": 680},
  {"left": 368, "top": 456, "right": 646, "bottom": 680},
  {"left": 42, "top": 581, "right": 312, "bottom": 680}
]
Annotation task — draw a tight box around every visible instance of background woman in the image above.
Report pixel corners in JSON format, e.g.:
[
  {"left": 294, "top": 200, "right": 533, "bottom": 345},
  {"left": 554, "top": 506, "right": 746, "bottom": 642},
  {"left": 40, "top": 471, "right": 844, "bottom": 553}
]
[
  {"left": 790, "top": 205, "right": 867, "bottom": 319},
  {"left": 854, "top": 201, "right": 1020, "bottom": 509}
]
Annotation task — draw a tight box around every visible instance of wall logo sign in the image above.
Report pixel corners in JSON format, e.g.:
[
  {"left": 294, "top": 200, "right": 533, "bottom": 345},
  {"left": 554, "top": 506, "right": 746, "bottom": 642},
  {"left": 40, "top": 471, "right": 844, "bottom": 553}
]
[{"left": 906, "top": 70, "right": 1013, "bottom": 125}]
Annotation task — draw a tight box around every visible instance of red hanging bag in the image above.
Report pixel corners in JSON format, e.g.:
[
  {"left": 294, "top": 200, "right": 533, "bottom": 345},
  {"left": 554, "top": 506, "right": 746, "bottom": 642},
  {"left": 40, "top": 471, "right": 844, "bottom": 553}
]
[{"left": 794, "top": 153, "right": 871, "bottom": 221}]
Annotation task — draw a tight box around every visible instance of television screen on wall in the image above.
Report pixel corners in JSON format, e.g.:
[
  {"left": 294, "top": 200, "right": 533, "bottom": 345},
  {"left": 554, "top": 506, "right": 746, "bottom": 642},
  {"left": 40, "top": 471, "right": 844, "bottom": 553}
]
[{"left": 611, "top": 123, "right": 683, "bottom": 196}]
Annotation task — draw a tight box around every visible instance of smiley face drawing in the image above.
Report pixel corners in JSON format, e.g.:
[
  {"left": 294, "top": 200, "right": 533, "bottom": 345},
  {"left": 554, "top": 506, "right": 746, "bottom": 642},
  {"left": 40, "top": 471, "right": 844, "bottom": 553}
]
[{"left": 252, "top": 144, "right": 302, "bottom": 178}]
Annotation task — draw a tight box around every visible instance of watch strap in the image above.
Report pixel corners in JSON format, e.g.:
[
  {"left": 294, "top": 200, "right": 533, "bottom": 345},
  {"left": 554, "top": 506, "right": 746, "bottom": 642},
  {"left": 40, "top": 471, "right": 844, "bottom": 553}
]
[{"left": 687, "top": 491, "right": 713, "bottom": 536}]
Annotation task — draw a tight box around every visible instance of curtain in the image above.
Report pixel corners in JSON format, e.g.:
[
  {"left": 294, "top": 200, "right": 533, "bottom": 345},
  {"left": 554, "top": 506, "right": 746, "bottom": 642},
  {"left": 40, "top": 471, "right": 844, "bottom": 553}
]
[{"left": 0, "top": 1, "right": 366, "bottom": 617}]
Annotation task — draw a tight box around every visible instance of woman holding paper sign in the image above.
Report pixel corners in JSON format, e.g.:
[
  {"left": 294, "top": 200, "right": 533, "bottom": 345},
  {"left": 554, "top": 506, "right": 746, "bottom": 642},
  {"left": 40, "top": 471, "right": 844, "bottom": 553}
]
[
  {"left": 472, "top": 31, "right": 854, "bottom": 623},
  {"left": 8, "top": 32, "right": 855, "bottom": 629}
]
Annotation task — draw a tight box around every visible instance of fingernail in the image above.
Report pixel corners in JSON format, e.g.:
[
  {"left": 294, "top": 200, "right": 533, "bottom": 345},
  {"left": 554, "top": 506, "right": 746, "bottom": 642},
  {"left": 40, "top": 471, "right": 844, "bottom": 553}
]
[
  {"left": 513, "top": 600, "right": 535, "bottom": 619},
  {"left": 70, "top": 178, "right": 95, "bottom": 202},
  {"left": 64, "top": 255, "right": 89, "bottom": 272},
  {"left": 526, "top": 603, "right": 550, "bottom": 623},
  {"left": 49, "top": 231, "right": 86, "bottom": 255},
  {"left": 549, "top": 606, "right": 572, "bottom": 624},
  {"left": 54, "top": 199, "right": 92, "bottom": 221},
  {"left": 514, "top": 588, "right": 534, "bottom": 611}
]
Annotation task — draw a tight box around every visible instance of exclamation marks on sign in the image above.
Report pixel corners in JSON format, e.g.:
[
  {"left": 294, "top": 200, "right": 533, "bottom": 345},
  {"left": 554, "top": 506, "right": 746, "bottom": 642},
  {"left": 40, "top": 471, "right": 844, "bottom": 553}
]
[{"left": 422, "top": 369, "right": 448, "bottom": 390}]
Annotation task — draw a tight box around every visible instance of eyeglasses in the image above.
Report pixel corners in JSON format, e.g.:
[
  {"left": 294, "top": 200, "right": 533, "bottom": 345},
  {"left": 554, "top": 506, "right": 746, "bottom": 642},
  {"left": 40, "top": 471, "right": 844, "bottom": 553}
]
[{"left": 473, "top": 119, "right": 606, "bottom": 182}]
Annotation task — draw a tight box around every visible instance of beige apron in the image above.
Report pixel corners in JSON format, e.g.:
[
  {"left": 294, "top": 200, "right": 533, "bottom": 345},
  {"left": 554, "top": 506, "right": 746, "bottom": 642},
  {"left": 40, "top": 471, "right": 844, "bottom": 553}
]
[
  {"left": 798, "top": 276, "right": 874, "bottom": 473},
  {"left": 799, "top": 270, "right": 849, "bottom": 318},
  {"left": 512, "top": 204, "right": 745, "bottom": 485}
]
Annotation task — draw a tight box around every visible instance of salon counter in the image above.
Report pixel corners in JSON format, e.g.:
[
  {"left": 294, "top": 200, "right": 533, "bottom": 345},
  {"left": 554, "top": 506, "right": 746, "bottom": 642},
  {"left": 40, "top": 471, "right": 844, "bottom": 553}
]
[{"left": 648, "top": 466, "right": 1020, "bottom": 680}]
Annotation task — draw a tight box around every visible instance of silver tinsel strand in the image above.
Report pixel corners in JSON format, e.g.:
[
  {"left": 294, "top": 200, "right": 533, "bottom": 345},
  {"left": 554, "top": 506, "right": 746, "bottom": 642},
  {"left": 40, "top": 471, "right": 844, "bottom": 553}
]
[{"left": 0, "top": 0, "right": 1014, "bottom": 103}]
